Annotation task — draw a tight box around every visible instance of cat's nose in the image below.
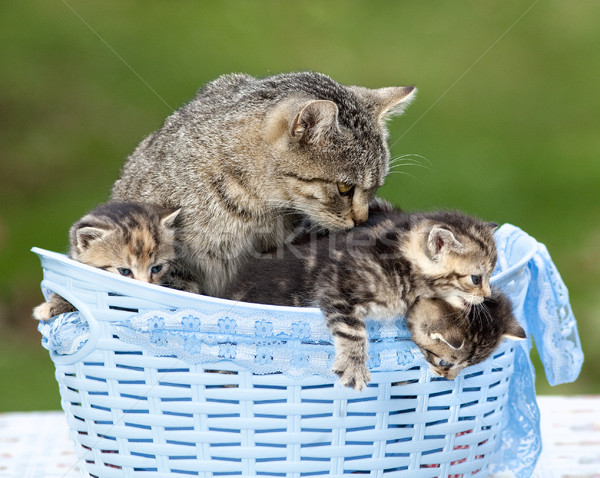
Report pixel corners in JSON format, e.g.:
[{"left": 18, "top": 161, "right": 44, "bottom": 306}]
[
  {"left": 353, "top": 214, "right": 367, "bottom": 226},
  {"left": 351, "top": 191, "right": 369, "bottom": 225},
  {"left": 351, "top": 206, "right": 369, "bottom": 225}
]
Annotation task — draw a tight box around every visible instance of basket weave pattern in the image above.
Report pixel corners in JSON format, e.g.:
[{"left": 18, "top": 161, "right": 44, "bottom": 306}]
[{"left": 35, "top": 246, "right": 528, "bottom": 478}]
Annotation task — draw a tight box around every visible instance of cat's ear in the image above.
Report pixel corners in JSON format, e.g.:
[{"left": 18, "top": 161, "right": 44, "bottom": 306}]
[
  {"left": 487, "top": 222, "right": 499, "bottom": 231},
  {"left": 291, "top": 100, "right": 339, "bottom": 144},
  {"left": 350, "top": 85, "right": 416, "bottom": 121},
  {"left": 430, "top": 332, "right": 464, "bottom": 350},
  {"left": 427, "top": 226, "right": 463, "bottom": 257},
  {"left": 161, "top": 208, "right": 181, "bottom": 229},
  {"left": 374, "top": 86, "right": 417, "bottom": 120},
  {"left": 503, "top": 317, "right": 526, "bottom": 341},
  {"left": 73, "top": 226, "right": 108, "bottom": 252}
]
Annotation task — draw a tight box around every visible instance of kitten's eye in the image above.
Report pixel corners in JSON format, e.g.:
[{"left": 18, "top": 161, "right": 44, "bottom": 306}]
[
  {"left": 337, "top": 181, "right": 354, "bottom": 197},
  {"left": 118, "top": 268, "right": 132, "bottom": 277},
  {"left": 471, "top": 275, "right": 482, "bottom": 285},
  {"left": 151, "top": 265, "right": 163, "bottom": 274},
  {"left": 439, "top": 359, "right": 453, "bottom": 368}
]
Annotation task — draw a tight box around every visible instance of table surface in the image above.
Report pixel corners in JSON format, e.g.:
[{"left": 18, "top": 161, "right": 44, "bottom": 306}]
[{"left": 1, "top": 395, "right": 599, "bottom": 478}]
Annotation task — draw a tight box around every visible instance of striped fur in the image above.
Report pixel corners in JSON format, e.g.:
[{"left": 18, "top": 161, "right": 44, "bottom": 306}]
[
  {"left": 33, "top": 201, "right": 192, "bottom": 321},
  {"left": 111, "top": 72, "right": 416, "bottom": 296},
  {"left": 221, "top": 204, "right": 498, "bottom": 390},
  {"left": 406, "top": 289, "right": 525, "bottom": 380}
]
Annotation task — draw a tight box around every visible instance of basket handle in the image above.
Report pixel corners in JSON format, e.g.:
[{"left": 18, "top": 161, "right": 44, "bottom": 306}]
[{"left": 39, "top": 278, "right": 102, "bottom": 365}]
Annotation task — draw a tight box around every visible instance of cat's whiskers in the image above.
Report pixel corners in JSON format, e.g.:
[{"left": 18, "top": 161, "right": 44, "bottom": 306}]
[
  {"left": 388, "top": 165, "right": 426, "bottom": 176},
  {"left": 390, "top": 153, "right": 431, "bottom": 163},
  {"left": 385, "top": 170, "right": 424, "bottom": 185},
  {"left": 266, "top": 203, "right": 334, "bottom": 228},
  {"left": 303, "top": 222, "right": 328, "bottom": 236},
  {"left": 265, "top": 210, "right": 307, "bottom": 227},
  {"left": 388, "top": 154, "right": 432, "bottom": 185},
  {"left": 389, "top": 153, "right": 432, "bottom": 169}
]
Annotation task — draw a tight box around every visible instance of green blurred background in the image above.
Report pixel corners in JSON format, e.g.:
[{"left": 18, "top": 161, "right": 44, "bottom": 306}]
[{"left": 1, "top": 1, "right": 598, "bottom": 411}]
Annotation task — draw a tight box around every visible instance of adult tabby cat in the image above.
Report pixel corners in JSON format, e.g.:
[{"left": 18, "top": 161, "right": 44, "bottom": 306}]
[
  {"left": 33, "top": 201, "right": 184, "bottom": 321},
  {"left": 221, "top": 206, "right": 498, "bottom": 390},
  {"left": 407, "top": 289, "right": 526, "bottom": 380},
  {"left": 111, "top": 72, "right": 416, "bottom": 296}
]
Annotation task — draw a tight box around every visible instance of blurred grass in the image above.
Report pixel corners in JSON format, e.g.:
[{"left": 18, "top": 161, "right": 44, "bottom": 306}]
[{"left": 0, "top": 0, "right": 598, "bottom": 411}]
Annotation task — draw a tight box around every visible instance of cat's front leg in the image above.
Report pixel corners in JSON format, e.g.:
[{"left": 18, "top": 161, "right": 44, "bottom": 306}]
[
  {"left": 326, "top": 310, "right": 371, "bottom": 391},
  {"left": 33, "top": 293, "right": 76, "bottom": 321}
]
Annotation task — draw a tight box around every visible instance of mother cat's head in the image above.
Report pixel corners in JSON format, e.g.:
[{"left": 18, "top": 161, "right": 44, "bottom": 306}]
[{"left": 260, "top": 72, "right": 416, "bottom": 230}]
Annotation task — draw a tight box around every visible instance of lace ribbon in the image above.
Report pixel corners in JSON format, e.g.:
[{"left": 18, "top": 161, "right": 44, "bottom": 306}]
[
  {"left": 489, "top": 225, "right": 583, "bottom": 477},
  {"left": 39, "top": 312, "right": 89, "bottom": 356}
]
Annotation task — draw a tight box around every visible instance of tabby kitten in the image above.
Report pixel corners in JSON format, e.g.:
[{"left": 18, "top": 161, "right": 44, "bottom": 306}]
[
  {"left": 33, "top": 201, "right": 183, "bottom": 321},
  {"left": 111, "top": 72, "right": 416, "bottom": 296},
  {"left": 221, "top": 207, "right": 498, "bottom": 390},
  {"left": 407, "top": 289, "right": 526, "bottom": 380}
]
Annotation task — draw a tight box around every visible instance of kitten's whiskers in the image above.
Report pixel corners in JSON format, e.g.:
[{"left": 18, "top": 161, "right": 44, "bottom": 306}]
[{"left": 479, "top": 301, "right": 493, "bottom": 326}]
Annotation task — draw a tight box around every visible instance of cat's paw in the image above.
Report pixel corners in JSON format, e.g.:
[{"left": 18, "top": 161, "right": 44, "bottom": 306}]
[
  {"left": 333, "top": 359, "right": 371, "bottom": 391},
  {"left": 32, "top": 302, "right": 53, "bottom": 321}
]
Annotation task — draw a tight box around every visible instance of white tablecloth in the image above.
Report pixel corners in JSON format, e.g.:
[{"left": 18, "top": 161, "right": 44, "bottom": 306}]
[{"left": 1, "top": 396, "right": 599, "bottom": 477}]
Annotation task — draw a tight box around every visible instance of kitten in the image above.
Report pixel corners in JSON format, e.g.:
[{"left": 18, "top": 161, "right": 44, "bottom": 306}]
[
  {"left": 406, "top": 289, "right": 526, "bottom": 380},
  {"left": 33, "top": 201, "right": 183, "bottom": 321},
  {"left": 221, "top": 207, "right": 498, "bottom": 390},
  {"left": 111, "top": 72, "right": 416, "bottom": 296}
]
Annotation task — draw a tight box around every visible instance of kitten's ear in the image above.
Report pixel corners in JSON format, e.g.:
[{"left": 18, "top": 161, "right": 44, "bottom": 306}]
[
  {"left": 487, "top": 222, "right": 499, "bottom": 231},
  {"left": 291, "top": 100, "right": 339, "bottom": 144},
  {"left": 430, "top": 332, "right": 464, "bottom": 350},
  {"left": 350, "top": 85, "right": 416, "bottom": 121},
  {"left": 161, "top": 208, "right": 181, "bottom": 229},
  {"left": 73, "top": 226, "right": 108, "bottom": 252},
  {"left": 503, "top": 317, "right": 527, "bottom": 341},
  {"left": 427, "top": 226, "right": 463, "bottom": 257}
]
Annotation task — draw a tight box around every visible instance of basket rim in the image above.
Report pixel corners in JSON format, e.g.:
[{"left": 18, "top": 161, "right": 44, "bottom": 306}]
[
  {"left": 31, "top": 223, "right": 538, "bottom": 314},
  {"left": 31, "top": 246, "right": 324, "bottom": 315}
]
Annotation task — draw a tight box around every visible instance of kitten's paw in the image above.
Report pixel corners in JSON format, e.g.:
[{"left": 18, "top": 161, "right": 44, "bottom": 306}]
[
  {"left": 333, "top": 360, "right": 371, "bottom": 391},
  {"left": 33, "top": 302, "right": 53, "bottom": 321}
]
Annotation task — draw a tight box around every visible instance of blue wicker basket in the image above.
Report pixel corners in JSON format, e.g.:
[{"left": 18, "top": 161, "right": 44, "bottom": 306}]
[{"left": 32, "top": 227, "right": 540, "bottom": 478}]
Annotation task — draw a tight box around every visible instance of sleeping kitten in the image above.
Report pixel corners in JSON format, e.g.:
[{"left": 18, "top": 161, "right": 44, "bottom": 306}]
[
  {"left": 111, "top": 72, "right": 416, "bottom": 296},
  {"left": 221, "top": 207, "right": 498, "bottom": 390},
  {"left": 33, "top": 201, "right": 184, "bottom": 321},
  {"left": 406, "top": 289, "right": 526, "bottom": 380}
]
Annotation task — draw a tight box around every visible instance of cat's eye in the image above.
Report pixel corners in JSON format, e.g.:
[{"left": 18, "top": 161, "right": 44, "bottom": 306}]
[
  {"left": 118, "top": 268, "right": 132, "bottom": 277},
  {"left": 337, "top": 181, "right": 354, "bottom": 197},
  {"left": 151, "top": 265, "right": 163, "bottom": 274},
  {"left": 471, "top": 275, "right": 481, "bottom": 285},
  {"left": 439, "top": 359, "right": 453, "bottom": 368}
]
